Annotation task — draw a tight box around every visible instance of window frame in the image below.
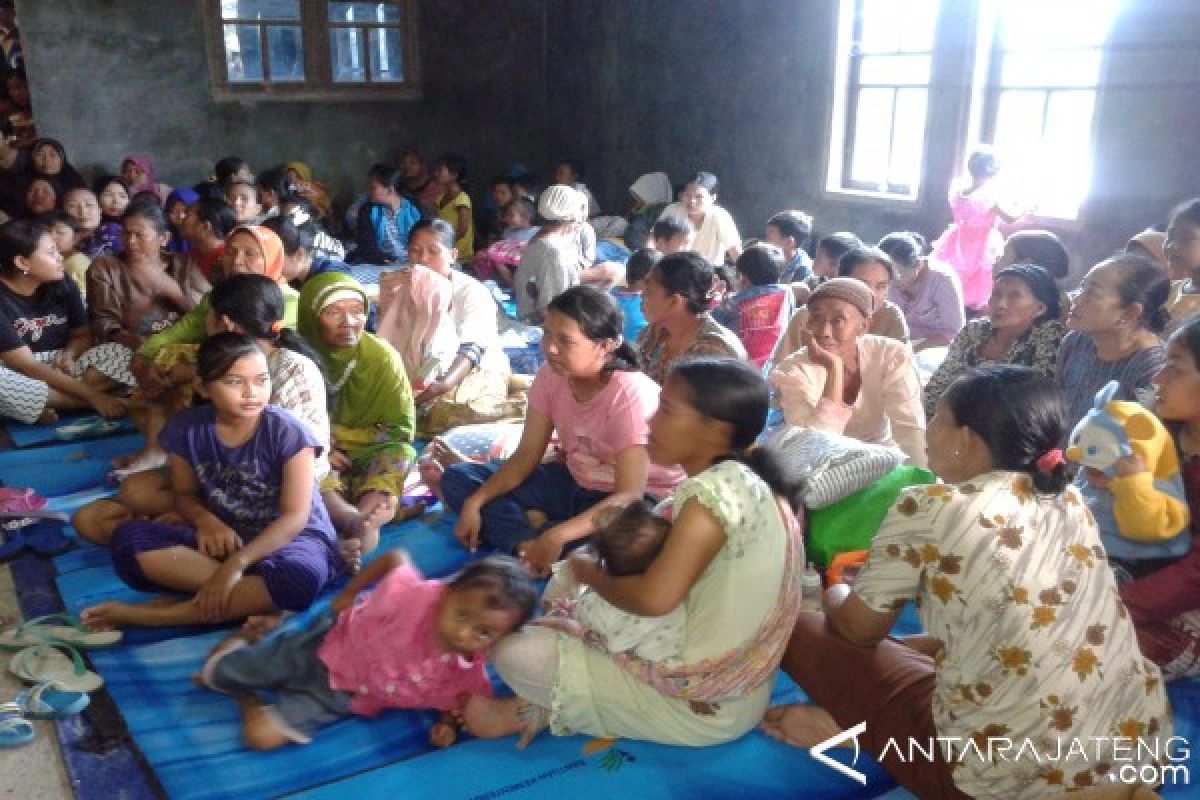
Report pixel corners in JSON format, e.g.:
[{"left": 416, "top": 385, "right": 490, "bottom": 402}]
[
  {"left": 825, "top": 0, "right": 941, "bottom": 205},
  {"left": 966, "top": 3, "right": 1110, "bottom": 223},
  {"left": 202, "top": 0, "right": 421, "bottom": 102}
]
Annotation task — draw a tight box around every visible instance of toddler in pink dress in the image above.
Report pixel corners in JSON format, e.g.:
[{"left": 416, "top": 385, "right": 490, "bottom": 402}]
[
  {"left": 198, "top": 553, "right": 537, "bottom": 750},
  {"left": 933, "top": 149, "right": 1018, "bottom": 312}
]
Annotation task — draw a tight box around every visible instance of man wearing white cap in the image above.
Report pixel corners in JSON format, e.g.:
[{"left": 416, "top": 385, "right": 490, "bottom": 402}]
[{"left": 512, "top": 185, "right": 584, "bottom": 324}]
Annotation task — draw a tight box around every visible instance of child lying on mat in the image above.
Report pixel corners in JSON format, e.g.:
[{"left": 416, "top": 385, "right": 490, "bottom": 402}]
[
  {"left": 197, "top": 553, "right": 538, "bottom": 750},
  {"left": 541, "top": 502, "right": 684, "bottom": 662}
]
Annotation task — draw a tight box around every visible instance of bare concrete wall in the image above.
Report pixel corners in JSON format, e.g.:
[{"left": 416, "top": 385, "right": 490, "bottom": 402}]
[
  {"left": 17, "top": 0, "right": 549, "bottom": 211},
  {"left": 545, "top": 0, "right": 1200, "bottom": 281},
  {"left": 17, "top": 0, "right": 1200, "bottom": 280}
]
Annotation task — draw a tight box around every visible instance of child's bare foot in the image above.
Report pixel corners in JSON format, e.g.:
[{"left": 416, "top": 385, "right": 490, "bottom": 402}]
[
  {"left": 338, "top": 537, "right": 363, "bottom": 574},
  {"left": 759, "top": 704, "right": 842, "bottom": 748},
  {"left": 416, "top": 458, "right": 445, "bottom": 502},
  {"left": 37, "top": 408, "right": 59, "bottom": 425},
  {"left": 239, "top": 613, "right": 283, "bottom": 644},
  {"left": 81, "top": 601, "right": 138, "bottom": 631}
]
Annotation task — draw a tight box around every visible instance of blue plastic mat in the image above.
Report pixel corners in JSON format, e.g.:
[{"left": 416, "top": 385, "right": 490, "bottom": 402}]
[
  {"left": 5, "top": 414, "right": 136, "bottom": 448},
  {"left": 0, "top": 433, "right": 143, "bottom": 495}
]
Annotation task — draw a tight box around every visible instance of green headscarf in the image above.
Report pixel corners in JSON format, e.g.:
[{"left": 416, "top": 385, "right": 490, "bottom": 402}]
[{"left": 298, "top": 272, "right": 415, "bottom": 432}]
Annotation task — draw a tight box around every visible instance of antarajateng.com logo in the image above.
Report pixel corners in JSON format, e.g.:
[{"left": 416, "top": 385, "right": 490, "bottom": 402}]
[{"left": 809, "top": 722, "right": 1191, "bottom": 788}]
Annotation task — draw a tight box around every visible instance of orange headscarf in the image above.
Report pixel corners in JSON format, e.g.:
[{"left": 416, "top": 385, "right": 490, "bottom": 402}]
[{"left": 228, "top": 225, "right": 287, "bottom": 284}]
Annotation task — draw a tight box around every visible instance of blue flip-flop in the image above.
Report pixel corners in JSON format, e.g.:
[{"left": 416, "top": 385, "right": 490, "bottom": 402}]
[
  {"left": 0, "top": 703, "right": 34, "bottom": 748},
  {"left": 13, "top": 682, "right": 90, "bottom": 720},
  {"left": 22, "top": 521, "right": 74, "bottom": 558}
]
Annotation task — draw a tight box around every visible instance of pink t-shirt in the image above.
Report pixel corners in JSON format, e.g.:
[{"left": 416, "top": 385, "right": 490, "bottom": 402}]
[
  {"left": 527, "top": 365, "right": 684, "bottom": 498},
  {"left": 317, "top": 563, "right": 492, "bottom": 716}
]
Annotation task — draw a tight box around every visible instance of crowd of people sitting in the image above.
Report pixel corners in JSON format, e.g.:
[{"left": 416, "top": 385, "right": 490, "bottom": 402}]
[{"left": 3, "top": 131, "right": 1199, "bottom": 799}]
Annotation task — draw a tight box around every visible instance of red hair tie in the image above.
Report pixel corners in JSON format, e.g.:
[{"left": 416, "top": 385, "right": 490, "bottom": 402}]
[
  {"left": 269, "top": 320, "right": 284, "bottom": 334},
  {"left": 1035, "top": 448, "right": 1064, "bottom": 472}
]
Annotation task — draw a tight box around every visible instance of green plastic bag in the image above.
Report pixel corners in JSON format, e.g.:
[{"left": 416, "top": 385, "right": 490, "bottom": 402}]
[{"left": 807, "top": 465, "right": 936, "bottom": 567}]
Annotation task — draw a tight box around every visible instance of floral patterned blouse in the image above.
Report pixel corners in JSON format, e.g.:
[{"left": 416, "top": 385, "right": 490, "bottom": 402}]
[
  {"left": 636, "top": 313, "right": 747, "bottom": 386},
  {"left": 923, "top": 318, "right": 1066, "bottom": 420},
  {"left": 855, "top": 472, "right": 1171, "bottom": 799}
]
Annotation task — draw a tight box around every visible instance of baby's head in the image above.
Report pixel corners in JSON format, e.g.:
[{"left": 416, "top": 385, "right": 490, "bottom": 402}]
[
  {"left": 594, "top": 502, "right": 671, "bottom": 577},
  {"left": 437, "top": 556, "right": 538, "bottom": 655}
]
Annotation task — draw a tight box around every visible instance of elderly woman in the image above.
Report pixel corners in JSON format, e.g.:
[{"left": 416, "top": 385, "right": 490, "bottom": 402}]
[
  {"left": 0, "top": 219, "right": 126, "bottom": 423},
  {"left": 923, "top": 264, "right": 1065, "bottom": 419},
  {"left": 1057, "top": 252, "right": 1168, "bottom": 432},
  {"left": 299, "top": 272, "right": 419, "bottom": 568},
  {"left": 763, "top": 366, "right": 1171, "bottom": 800},
  {"left": 637, "top": 251, "right": 746, "bottom": 384},
  {"left": 770, "top": 277, "right": 926, "bottom": 466},
  {"left": 76, "top": 203, "right": 208, "bottom": 390},
  {"left": 882, "top": 231, "right": 965, "bottom": 351},
  {"left": 656, "top": 172, "right": 741, "bottom": 265},
  {"left": 772, "top": 246, "right": 908, "bottom": 369}
]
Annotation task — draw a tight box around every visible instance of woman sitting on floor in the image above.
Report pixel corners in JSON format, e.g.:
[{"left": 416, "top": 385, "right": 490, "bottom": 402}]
[
  {"left": 298, "top": 271, "right": 421, "bottom": 569},
  {"left": 443, "top": 286, "right": 683, "bottom": 575},
  {"left": 1057, "top": 251, "right": 1168, "bottom": 433},
  {"left": 81, "top": 333, "right": 341, "bottom": 631},
  {"left": 636, "top": 251, "right": 746, "bottom": 385},
  {"left": 462, "top": 358, "right": 800, "bottom": 749},
  {"left": 74, "top": 274, "right": 332, "bottom": 548},
  {"left": 923, "top": 264, "right": 1065, "bottom": 420},
  {"left": 763, "top": 366, "right": 1171, "bottom": 800},
  {"left": 770, "top": 277, "right": 927, "bottom": 466},
  {"left": 76, "top": 201, "right": 209, "bottom": 394},
  {"left": 0, "top": 219, "right": 126, "bottom": 424},
  {"left": 400, "top": 219, "right": 513, "bottom": 435}
]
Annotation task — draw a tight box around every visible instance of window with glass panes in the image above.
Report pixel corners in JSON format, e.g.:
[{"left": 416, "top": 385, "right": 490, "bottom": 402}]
[
  {"left": 828, "top": 0, "right": 940, "bottom": 199},
  {"left": 205, "top": 0, "right": 418, "bottom": 99}
]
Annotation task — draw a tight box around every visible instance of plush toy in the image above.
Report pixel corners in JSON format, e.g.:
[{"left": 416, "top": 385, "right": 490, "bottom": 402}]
[{"left": 1066, "top": 380, "right": 1189, "bottom": 571}]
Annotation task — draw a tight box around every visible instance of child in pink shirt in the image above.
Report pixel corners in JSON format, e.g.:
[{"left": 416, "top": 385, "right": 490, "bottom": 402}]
[
  {"left": 197, "top": 552, "right": 537, "bottom": 750},
  {"left": 444, "top": 286, "right": 685, "bottom": 575}
]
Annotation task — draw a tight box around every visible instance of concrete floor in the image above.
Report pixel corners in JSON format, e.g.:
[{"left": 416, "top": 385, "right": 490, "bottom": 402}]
[{"left": 0, "top": 561, "right": 75, "bottom": 799}]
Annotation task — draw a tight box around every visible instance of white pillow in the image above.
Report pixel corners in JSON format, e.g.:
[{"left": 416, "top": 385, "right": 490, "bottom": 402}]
[{"left": 764, "top": 426, "right": 906, "bottom": 509}]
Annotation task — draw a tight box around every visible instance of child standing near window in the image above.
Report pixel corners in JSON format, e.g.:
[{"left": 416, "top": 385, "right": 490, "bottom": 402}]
[{"left": 932, "top": 148, "right": 1019, "bottom": 314}]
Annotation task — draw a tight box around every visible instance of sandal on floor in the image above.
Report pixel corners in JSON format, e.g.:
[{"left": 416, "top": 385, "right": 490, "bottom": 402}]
[
  {"left": 13, "top": 681, "right": 90, "bottom": 719},
  {"left": 0, "top": 703, "right": 34, "bottom": 748},
  {"left": 9, "top": 643, "right": 104, "bottom": 693},
  {"left": 0, "top": 613, "right": 122, "bottom": 651},
  {"left": 54, "top": 416, "right": 122, "bottom": 441}
]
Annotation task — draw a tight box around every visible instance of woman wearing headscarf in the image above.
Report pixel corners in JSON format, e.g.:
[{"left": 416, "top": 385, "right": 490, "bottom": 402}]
[
  {"left": 285, "top": 162, "right": 333, "bottom": 225},
  {"left": 115, "top": 225, "right": 296, "bottom": 477},
  {"left": 299, "top": 271, "right": 419, "bottom": 569},
  {"left": 769, "top": 277, "right": 927, "bottom": 466},
  {"left": 25, "top": 138, "right": 84, "bottom": 193},
  {"left": 163, "top": 186, "right": 199, "bottom": 254},
  {"left": 121, "top": 154, "right": 171, "bottom": 205}
]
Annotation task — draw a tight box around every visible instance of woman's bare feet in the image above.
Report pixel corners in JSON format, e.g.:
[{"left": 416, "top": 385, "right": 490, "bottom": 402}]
[
  {"left": 416, "top": 438, "right": 470, "bottom": 501},
  {"left": 36, "top": 408, "right": 59, "bottom": 425},
  {"left": 239, "top": 613, "right": 283, "bottom": 643},
  {"left": 462, "top": 695, "right": 524, "bottom": 741},
  {"left": 759, "top": 704, "right": 843, "bottom": 748},
  {"left": 336, "top": 491, "right": 403, "bottom": 573}
]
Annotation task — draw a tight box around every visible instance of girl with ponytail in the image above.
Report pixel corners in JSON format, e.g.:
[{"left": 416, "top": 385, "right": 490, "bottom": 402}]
[
  {"left": 444, "top": 285, "right": 684, "bottom": 573},
  {"left": 460, "top": 356, "right": 803, "bottom": 748},
  {"left": 764, "top": 364, "right": 1169, "bottom": 800}
]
